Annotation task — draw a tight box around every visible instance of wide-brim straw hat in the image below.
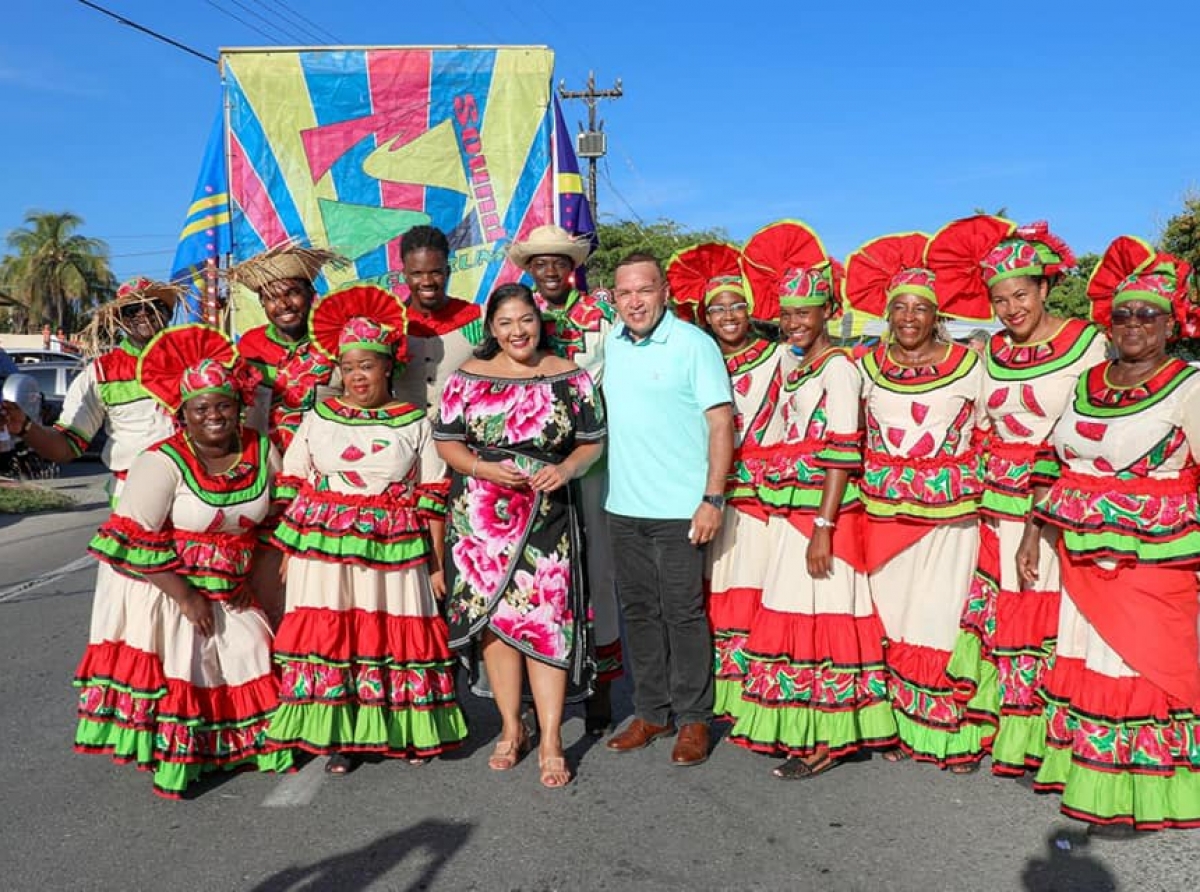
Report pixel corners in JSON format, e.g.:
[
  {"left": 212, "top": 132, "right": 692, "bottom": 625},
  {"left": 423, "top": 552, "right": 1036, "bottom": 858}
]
[
  {"left": 507, "top": 224, "right": 592, "bottom": 269},
  {"left": 226, "top": 241, "right": 347, "bottom": 293}
]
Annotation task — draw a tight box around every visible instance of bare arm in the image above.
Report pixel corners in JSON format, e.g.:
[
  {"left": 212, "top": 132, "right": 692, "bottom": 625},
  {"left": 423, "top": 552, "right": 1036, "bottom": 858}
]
[
  {"left": 0, "top": 406, "right": 80, "bottom": 463},
  {"left": 690, "top": 403, "right": 735, "bottom": 545}
]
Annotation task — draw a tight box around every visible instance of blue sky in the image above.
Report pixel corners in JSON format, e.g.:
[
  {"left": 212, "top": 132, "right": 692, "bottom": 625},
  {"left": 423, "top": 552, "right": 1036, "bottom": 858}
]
[{"left": 4, "top": 0, "right": 1200, "bottom": 284}]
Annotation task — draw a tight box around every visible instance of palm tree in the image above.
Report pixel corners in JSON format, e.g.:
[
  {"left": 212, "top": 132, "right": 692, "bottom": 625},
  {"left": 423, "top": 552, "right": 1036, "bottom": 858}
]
[{"left": 5, "top": 211, "right": 115, "bottom": 332}]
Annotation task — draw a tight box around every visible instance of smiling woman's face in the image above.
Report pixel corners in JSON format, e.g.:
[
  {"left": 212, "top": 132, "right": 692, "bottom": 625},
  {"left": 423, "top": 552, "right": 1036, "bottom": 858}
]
[
  {"left": 887, "top": 293, "right": 938, "bottom": 351},
  {"left": 182, "top": 392, "right": 239, "bottom": 450}
]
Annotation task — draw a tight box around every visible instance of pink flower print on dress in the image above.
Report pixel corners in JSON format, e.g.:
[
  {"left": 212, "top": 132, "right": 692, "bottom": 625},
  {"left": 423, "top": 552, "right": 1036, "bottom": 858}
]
[
  {"left": 468, "top": 378, "right": 520, "bottom": 418},
  {"left": 529, "top": 552, "right": 570, "bottom": 613},
  {"left": 491, "top": 599, "right": 566, "bottom": 661},
  {"left": 467, "top": 478, "right": 534, "bottom": 546},
  {"left": 504, "top": 383, "right": 556, "bottom": 443},
  {"left": 452, "top": 535, "right": 507, "bottom": 597},
  {"left": 438, "top": 375, "right": 467, "bottom": 425}
]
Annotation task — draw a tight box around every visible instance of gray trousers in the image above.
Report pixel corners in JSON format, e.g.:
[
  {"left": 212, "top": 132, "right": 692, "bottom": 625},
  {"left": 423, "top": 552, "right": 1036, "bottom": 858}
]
[{"left": 607, "top": 513, "right": 713, "bottom": 726}]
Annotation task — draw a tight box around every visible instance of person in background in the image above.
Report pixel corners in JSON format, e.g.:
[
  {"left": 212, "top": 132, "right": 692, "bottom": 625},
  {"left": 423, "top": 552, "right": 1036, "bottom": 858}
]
[
  {"left": 393, "top": 225, "right": 484, "bottom": 416},
  {"left": 78, "top": 323, "right": 291, "bottom": 797},
  {"left": 228, "top": 242, "right": 347, "bottom": 627},
  {"left": 436, "top": 282, "right": 605, "bottom": 789},
  {"left": 602, "top": 252, "right": 734, "bottom": 767},
  {"left": 266, "top": 284, "right": 467, "bottom": 776},
  {"left": 508, "top": 223, "right": 623, "bottom": 737},
  {"left": 1019, "top": 238, "right": 1200, "bottom": 836}
]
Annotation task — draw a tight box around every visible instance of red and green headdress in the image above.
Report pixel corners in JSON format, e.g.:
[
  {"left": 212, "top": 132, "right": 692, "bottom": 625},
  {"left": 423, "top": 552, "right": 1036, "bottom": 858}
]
[
  {"left": 1086, "top": 235, "right": 1196, "bottom": 330},
  {"left": 742, "top": 220, "right": 831, "bottom": 323},
  {"left": 777, "top": 260, "right": 845, "bottom": 316},
  {"left": 842, "top": 232, "right": 934, "bottom": 317},
  {"left": 310, "top": 284, "right": 409, "bottom": 363},
  {"left": 665, "top": 242, "right": 748, "bottom": 324},
  {"left": 923, "top": 215, "right": 1017, "bottom": 320},
  {"left": 137, "top": 324, "right": 260, "bottom": 414}
]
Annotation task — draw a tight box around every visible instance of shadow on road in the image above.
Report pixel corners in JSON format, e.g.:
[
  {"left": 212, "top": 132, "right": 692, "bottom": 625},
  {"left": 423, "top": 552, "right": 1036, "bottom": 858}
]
[
  {"left": 246, "top": 819, "right": 475, "bottom": 892},
  {"left": 1021, "top": 828, "right": 1117, "bottom": 891}
]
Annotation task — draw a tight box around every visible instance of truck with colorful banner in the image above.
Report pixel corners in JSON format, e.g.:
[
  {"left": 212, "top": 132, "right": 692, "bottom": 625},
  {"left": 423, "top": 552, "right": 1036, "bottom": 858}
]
[{"left": 170, "top": 45, "right": 594, "bottom": 328}]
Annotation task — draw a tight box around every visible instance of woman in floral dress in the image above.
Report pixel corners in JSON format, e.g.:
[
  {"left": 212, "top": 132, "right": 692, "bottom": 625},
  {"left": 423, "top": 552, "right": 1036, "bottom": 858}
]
[
  {"left": 267, "top": 285, "right": 467, "bottom": 775},
  {"left": 435, "top": 282, "right": 606, "bottom": 789},
  {"left": 928, "top": 216, "right": 1109, "bottom": 777},
  {"left": 844, "top": 231, "right": 995, "bottom": 770},
  {"left": 77, "top": 324, "right": 291, "bottom": 797},
  {"left": 729, "top": 263, "right": 897, "bottom": 778},
  {"left": 666, "top": 241, "right": 781, "bottom": 719},
  {"left": 1018, "top": 238, "right": 1200, "bottom": 835}
]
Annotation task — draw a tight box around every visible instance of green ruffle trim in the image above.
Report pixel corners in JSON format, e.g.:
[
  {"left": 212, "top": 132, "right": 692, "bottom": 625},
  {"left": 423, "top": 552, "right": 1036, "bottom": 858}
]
[
  {"left": 892, "top": 710, "right": 994, "bottom": 765},
  {"left": 815, "top": 445, "right": 862, "bottom": 468},
  {"left": 1060, "top": 527, "right": 1200, "bottom": 564},
  {"left": 758, "top": 481, "right": 860, "bottom": 514},
  {"left": 714, "top": 678, "right": 750, "bottom": 722},
  {"left": 1036, "top": 747, "right": 1200, "bottom": 828},
  {"left": 864, "top": 498, "right": 979, "bottom": 522},
  {"left": 74, "top": 719, "right": 292, "bottom": 796},
  {"left": 980, "top": 489, "right": 1032, "bottom": 520},
  {"left": 1032, "top": 455, "right": 1061, "bottom": 485},
  {"left": 273, "top": 523, "right": 430, "bottom": 567},
  {"left": 416, "top": 493, "right": 447, "bottom": 518},
  {"left": 991, "top": 713, "right": 1048, "bottom": 775},
  {"left": 265, "top": 702, "right": 468, "bottom": 755},
  {"left": 730, "top": 699, "right": 898, "bottom": 757},
  {"left": 88, "top": 534, "right": 175, "bottom": 575}
]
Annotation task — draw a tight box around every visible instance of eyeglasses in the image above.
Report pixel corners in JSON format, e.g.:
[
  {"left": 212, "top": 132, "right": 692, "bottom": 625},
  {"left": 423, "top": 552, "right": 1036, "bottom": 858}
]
[
  {"left": 1111, "top": 307, "right": 1168, "bottom": 326},
  {"left": 529, "top": 257, "right": 573, "bottom": 273},
  {"left": 706, "top": 302, "right": 749, "bottom": 318},
  {"left": 613, "top": 285, "right": 663, "bottom": 301}
]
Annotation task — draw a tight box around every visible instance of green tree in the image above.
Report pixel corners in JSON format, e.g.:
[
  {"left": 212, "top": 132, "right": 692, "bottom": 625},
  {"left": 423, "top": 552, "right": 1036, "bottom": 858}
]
[
  {"left": 4, "top": 210, "right": 115, "bottom": 332},
  {"left": 1158, "top": 195, "right": 1200, "bottom": 360},
  {"left": 586, "top": 218, "right": 728, "bottom": 288},
  {"left": 1046, "top": 252, "right": 1099, "bottom": 321}
]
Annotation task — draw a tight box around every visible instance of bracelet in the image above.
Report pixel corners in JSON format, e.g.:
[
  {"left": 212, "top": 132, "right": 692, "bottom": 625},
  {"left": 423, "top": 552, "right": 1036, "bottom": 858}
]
[
  {"left": 470, "top": 456, "right": 480, "bottom": 478},
  {"left": 813, "top": 516, "right": 836, "bottom": 530}
]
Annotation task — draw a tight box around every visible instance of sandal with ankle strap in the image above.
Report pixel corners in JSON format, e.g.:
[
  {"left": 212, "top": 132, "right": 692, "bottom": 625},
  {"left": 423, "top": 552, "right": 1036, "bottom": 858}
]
[
  {"left": 538, "top": 754, "right": 572, "bottom": 788},
  {"left": 487, "top": 735, "right": 531, "bottom": 771}
]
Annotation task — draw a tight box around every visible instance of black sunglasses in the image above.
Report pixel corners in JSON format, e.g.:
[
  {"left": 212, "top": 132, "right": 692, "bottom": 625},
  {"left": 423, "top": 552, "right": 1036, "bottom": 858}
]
[
  {"left": 1111, "top": 306, "right": 1168, "bottom": 326},
  {"left": 119, "top": 300, "right": 171, "bottom": 320}
]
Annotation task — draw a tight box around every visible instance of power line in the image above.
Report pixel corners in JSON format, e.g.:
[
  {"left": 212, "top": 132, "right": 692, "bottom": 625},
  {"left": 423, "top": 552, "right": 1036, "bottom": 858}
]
[
  {"left": 74, "top": 0, "right": 217, "bottom": 64},
  {"left": 250, "top": 0, "right": 343, "bottom": 44},
  {"left": 202, "top": 0, "right": 293, "bottom": 44}
]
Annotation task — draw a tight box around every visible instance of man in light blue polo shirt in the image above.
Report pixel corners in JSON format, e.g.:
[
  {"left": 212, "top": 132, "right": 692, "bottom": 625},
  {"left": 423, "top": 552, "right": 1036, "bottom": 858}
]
[{"left": 603, "top": 251, "right": 734, "bottom": 767}]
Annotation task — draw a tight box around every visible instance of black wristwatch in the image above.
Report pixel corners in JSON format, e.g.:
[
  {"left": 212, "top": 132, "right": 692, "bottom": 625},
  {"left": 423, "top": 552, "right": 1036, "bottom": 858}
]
[{"left": 702, "top": 493, "right": 726, "bottom": 510}]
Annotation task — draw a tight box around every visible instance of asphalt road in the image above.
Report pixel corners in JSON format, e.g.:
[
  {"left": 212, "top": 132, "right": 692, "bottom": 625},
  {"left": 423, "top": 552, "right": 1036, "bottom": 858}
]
[{"left": 0, "top": 463, "right": 1196, "bottom": 891}]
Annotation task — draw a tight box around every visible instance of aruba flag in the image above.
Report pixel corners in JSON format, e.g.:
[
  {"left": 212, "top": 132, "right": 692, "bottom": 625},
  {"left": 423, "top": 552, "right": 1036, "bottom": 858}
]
[{"left": 170, "top": 109, "right": 232, "bottom": 323}]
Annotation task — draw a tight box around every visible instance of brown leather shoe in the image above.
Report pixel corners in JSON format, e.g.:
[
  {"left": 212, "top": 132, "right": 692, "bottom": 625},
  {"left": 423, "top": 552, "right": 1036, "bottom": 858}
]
[
  {"left": 605, "top": 718, "right": 674, "bottom": 752},
  {"left": 671, "top": 722, "right": 710, "bottom": 766}
]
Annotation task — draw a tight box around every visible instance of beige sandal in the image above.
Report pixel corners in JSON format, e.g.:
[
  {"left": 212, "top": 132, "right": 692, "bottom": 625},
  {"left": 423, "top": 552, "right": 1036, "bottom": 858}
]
[
  {"left": 487, "top": 735, "right": 530, "bottom": 771},
  {"left": 538, "top": 754, "right": 572, "bottom": 788}
]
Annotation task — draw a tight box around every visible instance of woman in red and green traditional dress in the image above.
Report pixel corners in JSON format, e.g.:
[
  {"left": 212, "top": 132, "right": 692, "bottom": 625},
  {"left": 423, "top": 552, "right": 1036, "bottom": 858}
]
[
  {"left": 666, "top": 242, "right": 781, "bottom": 719},
  {"left": 1018, "top": 238, "right": 1200, "bottom": 835},
  {"left": 729, "top": 263, "right": 897, "bottom": 778},
  {"left": 77, "top": 324, "right": 292, "bottom": 798},
  {"left": 929, "top": 216, "right": 1109, "bottom": 778},
  {"left": 844, "top": 232, "right": 996, "bottom": 771},
  {"left": 266, "top": 285, "right": 467, "bottom": 776}
]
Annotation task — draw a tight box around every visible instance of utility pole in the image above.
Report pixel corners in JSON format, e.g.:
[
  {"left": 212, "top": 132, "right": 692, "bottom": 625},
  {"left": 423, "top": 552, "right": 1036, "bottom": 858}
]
[{"left": 557, "top": 72, "right": 622, "bottom": 223}]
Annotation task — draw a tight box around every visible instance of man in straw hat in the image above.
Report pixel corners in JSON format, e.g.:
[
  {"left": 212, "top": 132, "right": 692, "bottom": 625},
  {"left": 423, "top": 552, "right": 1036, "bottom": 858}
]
[
  {"left": 392, "top": 225, "right": 485, "bottom": 415},
  {"left": 508, "top": 223, "right": 623, "bottom": 736},
  {"left": 227, "top": 242, "right": 347, "bottom": 453},
  {"left": 1, "top": 277, "right": 178, "bottom": 506}
]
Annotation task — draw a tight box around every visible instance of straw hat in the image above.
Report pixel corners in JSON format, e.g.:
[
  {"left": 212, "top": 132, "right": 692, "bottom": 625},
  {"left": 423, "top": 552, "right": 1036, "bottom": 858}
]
[
  {"left": 226, "top": 241, "right": 347, "bottom": 293},
  {"left": 507, "top": 225, "right": 592, "bottom": 269}
]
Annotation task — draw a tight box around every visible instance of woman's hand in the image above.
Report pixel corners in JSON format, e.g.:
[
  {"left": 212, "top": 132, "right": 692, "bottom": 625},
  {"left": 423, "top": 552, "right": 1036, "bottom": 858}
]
[
  {"left": 227, "top": 585, "right": 255, "bottom": 612},
  {"left": 476, "top": 460, "right": 529, "bottom": 490},
  {"left": 1016, "top": 524, "right": 1042, "bottom": 589},
  {"left": 429, "top": 569, "right": 447, "bottom": 600},
  {"left": 806, "top": 526, "right": 834, "bottom": 578},
  {"left": 179, "top": 590, "right": 215, "bottom": 637},
  {"left": 528, "top": 462, "right": 571, "bottom": 493}
]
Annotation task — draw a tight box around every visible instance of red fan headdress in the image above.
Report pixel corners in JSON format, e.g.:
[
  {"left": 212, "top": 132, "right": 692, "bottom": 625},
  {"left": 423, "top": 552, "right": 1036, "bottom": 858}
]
[
  {"left": 842, "top": 232, "right": 932, "bottom": 317},
  {"left": 310, "top": 284, "right": 409, "bottom": 363},
  {"left": 665, "top": 242, "right": 747, "bottom": 323},
  {"left": 137, "top": 324, "right": 259, "bottom": 414},
  {"left": 742, "top": 220, "right": 830, "bottom": 323},
  {"left": 923, "top": 215, "right": 1017, "bottom": 320}
]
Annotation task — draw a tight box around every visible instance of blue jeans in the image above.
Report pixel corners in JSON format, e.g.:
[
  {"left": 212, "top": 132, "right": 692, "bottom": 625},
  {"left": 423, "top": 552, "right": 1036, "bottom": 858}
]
[{"left": 606, "top": 513, "right": 713, "bottom": 727}]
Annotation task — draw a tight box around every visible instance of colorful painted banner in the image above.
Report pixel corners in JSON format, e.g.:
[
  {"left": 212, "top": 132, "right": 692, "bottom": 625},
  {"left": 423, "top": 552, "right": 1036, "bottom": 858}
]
[{"left": 222, "top": 46, "right": 571, "bottom": 324}]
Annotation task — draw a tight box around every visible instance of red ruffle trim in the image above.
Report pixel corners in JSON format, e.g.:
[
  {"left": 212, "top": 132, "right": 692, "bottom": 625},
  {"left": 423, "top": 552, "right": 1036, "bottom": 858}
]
[
  {"left": 273, "top": 607, "right": 454, "bottom": 664},
  {"left": 993, "top": 586, "right": 1060, "bottom": 652},
  {"left": 707, "top": 586, "right": 762, "bottom": 637},
  {"left": 156, "top": 674, "right": 280, "bottom": 727},
  {"left": 745, "top": 608, "right": 888, "bottom": 668},
  {"left": 886, "top": 640, "right": 961, "bottom": 695},
  {"left": 74, "top": 640, "right": 165, "bottom": 694},
  {"left": 1042, "top": 655, "right": 1199, "bottom": 723}
]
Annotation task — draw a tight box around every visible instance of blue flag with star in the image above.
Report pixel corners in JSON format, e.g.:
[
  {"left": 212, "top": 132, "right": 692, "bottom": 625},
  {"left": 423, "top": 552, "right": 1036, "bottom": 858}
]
[{"left": 170, "top": 109, "right": 232, "bottom": 322}]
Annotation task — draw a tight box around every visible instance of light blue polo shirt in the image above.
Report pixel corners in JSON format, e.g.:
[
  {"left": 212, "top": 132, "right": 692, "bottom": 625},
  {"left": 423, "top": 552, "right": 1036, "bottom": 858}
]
[{"left": 604, "top": 310, "right": 732, "bottom": 519}]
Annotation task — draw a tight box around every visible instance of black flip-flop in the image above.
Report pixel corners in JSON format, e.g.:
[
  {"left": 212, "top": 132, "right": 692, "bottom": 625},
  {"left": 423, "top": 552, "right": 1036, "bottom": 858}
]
[
  {"left": 325, "top": 752, "right": 358, "bottom": 776},
  {"left": 772, "top": 754, "right": 837, "bottom": 780}
]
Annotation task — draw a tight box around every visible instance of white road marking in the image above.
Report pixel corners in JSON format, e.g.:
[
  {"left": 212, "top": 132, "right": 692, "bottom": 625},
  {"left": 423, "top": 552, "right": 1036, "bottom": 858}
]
[
  {"left": 0, "top": 554, "right": 96, "bottom": 603},
  {"left": 261, "top": 757, "right": 326, "bottom": 807}
]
